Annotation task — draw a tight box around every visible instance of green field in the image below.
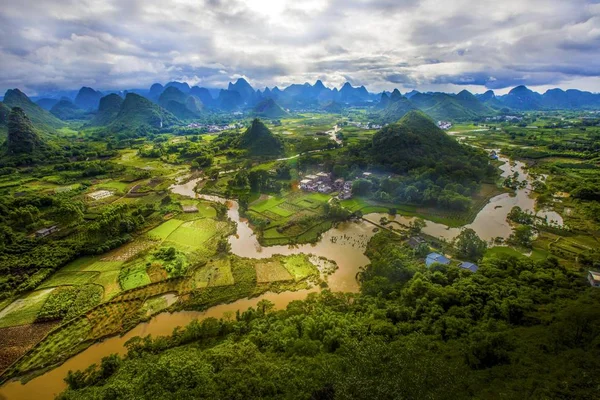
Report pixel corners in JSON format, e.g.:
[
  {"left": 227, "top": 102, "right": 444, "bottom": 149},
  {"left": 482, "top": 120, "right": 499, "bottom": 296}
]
[
  {"left": 148, "top": 219, "right": 185, "bottom": 240},
  {"left": 0, "top": 289, "right": 55, "bottom": 328},
  {"left": 164, "top": 219, "right": 227, "bottom": 250},
  {"left": 119, "top": 266, "right": 152, "bottom": 291},
  {"left": 38, "top": 271, "right": 99, "bottom": 289},
  {"left": 194, "top": 258, "right": 235, "bottom": 287}
]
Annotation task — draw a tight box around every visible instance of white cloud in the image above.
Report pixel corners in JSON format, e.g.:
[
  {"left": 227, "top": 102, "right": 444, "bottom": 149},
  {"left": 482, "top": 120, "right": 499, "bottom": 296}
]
[{"left": 1, "top": 0, "right": 599, "bottom": 95}]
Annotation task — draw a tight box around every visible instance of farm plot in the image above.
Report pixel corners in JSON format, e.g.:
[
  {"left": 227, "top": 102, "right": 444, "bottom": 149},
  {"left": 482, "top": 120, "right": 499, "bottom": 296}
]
[
  {"left": 255, "top": 260, "right": 293, "bottom": 283},
  {"left": 119, "top": 265, "right": 151, "bottom": 291},
  {"left": 38, "top": 271, "right": 99, "bottom": 289},
  {"left": 35, "top": 286, "right": 79, "bottom": 322},
  {"left": 0, "top": 321, "right": 57, "bottom": 373},
  {"left": 193, "top": 258, "right": 235, "bottom": 287},
  {"left": 0, "top": 289, "right": 55, "bottom": 328},
  {"left": 101, "top": 239, "right": 158, "bottom": 262},
  {"left": 147, "top": 219, "right": 184, "bottom": 240},
  {"left": 63, "top": 257, "right": 124, "bottom": 272},
  {"left": 282, "top": 254, "right": 320, "bottom": 281},
  {"left": 164, "top": 219, "right": 229, "bottom": 251},
  {"left": 95, "top": 270, "right": 122, "bottom": 300},
  {"left": 9, "top": 317, "right": 92, "bottom": 375}
]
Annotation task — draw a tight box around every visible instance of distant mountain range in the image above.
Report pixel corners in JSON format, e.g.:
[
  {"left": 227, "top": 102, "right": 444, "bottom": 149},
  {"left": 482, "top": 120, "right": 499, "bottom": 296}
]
[{"left": 2, "top": 80, "right": 600, "bottom": 130}]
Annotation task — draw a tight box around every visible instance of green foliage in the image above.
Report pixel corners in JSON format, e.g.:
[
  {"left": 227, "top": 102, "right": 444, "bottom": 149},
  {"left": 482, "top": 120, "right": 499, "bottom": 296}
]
[
  {"left": 6, "top": 107, "right": 45, "bottom": 155},
  {"left": 109, "top": 93, "right": 179, "bottom": 131},
  {"left": 236, "top": 119, "right": 284, "bottom": 156},
  {"left": 252, "top": 98, "right": 289, "bottom": 118},
  {"left": 36, "top": 286, "right": 79, "bottom": 322},
  {"left": 508, "top": 225, "right": 535, "bottom": 248},
  {"left": 88, "top": 94, "right": 123, "bottom": 126},
  {"left": 3, "top": 89, "right": 65, "bottom": 129},
  {"left": 452, "top": 228, "right": 487, "bottom": 261}
]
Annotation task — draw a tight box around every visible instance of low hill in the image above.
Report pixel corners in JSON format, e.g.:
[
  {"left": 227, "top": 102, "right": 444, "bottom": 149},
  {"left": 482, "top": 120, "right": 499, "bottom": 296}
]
[
  {"left": 477, "top": 90, "right": 504, "bottom": 109},
  {"left": 237, "top": 118, "right": 284, "bottom": 156},
  {"left": 5, "top": 107, "right": 46, "bottom": 155},
  {"left": 185, "top": 96, "right": 204, "bottom": 114},
  {"left": 372, "top": 111, "right": 487, "bottom": 179},
  {"left": 189, "top": 86, "right": 214, "bottom": 108},
  {"left": 158, "top": 86, "right": 188, "bottom": 107},
  {"left": 88, "top": 94, "right": 124, "bottom": 126},
  {"left": 379, "top": 96, "right": 416, "bottom": 123},
  {"left": 163, "top": 100, "right": 199, "bottom": 120},
  {"left": 217, "top": 90, "right": 243, "bottom": 110},
  {"left": 111, "top": 93, "right": 179, "bottom": 129},
  {"left": 50, "top": 99, "right": 86, "bottom": 120},
  {"left": 502, "top": 86, "right": 543, "bottom": 110},
  {"left": 74, "top": 87, "right": 103, "bottom": 110},
  {"left": 322, "top": 101, "right": 344, "bottom": 113},
  {"left": 3, "top": 89, "right": 65, "bottom": 129},
  {"left": 252, "top": 98, "right": 289, "bottom": 118},
  {"left": 455, "top": 90, "right": 493, "bottom": 115}
]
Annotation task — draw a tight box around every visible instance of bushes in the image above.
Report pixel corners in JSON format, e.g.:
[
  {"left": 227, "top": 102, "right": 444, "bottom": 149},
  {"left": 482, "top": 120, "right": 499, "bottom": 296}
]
[{"left": 36, "top": 286, "right": 79, "bottom": 322}]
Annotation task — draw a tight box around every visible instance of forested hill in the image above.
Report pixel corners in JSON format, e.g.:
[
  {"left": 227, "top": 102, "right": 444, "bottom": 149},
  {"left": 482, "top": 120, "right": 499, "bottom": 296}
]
[
  {"left": 372, "top": 110, "right": 492, "bottom": 181},
  {"left": 57, "top": 232, "right": 600, "bottom": 400},
  {"left": 110, "top": 93, "right": 179, "bottom": 130},
  {"left": 236, "top": 118, "right": 284, "bottom": 156},
  {"left": 3, "top": 89, "right": 65, "bottom": 129}
]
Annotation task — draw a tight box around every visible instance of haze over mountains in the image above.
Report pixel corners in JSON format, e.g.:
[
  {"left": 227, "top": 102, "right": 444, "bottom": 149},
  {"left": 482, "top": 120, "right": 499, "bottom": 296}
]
[{"left": 1, "top": 79, "right": 600, "bottom": 133}]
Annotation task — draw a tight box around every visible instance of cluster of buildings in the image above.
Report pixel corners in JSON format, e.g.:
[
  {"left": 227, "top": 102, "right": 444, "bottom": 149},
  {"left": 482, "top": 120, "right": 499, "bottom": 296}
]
[
  {"left": 88, "top": 190, "right": 114, "bottom": 201},
  {"left": 347, "top": 121, "right": 383, "bottom": 130},
  {"left": 425, "top": 252, "right": 479, "bottom": 272},
  {"left": 437, "top": 121, "right": 452, "bottom": 130},
  {"left": 299, "top": 172, "right": 353, "bottom": 199},
  {"left": 185, "top": 123, "right": 241, "bottom": 132},
  {"left": 485, "top": 115, "right": 522, "bottom": 122}
]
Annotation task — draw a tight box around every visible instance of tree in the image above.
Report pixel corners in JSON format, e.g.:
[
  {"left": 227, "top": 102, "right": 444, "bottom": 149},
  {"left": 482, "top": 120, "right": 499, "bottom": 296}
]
[
  {"left": 453, "top": 228, "right": 487, "bottom": 261},
  {"left": 408, "top": 218, "right": 426, "bottom": 234},
  {"left": 508, "top": 225, "right": 535, "bottom": 248}
]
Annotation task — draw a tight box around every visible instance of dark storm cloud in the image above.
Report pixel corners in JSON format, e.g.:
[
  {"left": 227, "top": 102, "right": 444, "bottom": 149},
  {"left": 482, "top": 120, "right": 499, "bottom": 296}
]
[{"left": 1, "top": 0, "right": 599, "bottom": 95}]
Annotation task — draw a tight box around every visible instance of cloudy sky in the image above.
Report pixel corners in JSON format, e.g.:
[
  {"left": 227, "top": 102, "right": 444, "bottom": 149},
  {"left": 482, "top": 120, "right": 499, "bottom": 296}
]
[{"left": 1, "top": 0, "right": 600, "bottom": 95}]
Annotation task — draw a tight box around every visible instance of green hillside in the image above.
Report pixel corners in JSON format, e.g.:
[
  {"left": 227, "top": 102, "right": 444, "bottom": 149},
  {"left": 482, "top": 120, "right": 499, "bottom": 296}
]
[
  {"left": 50, "top": 100, "right": 86, "bottom": 120},
  {"left": 237, "top": 118, "right": 284, "bottom": 156},
  {"left": 252, "top": 98, "right": 289, "bottom": 118},
  {"left": 379, "top": 96, "right": 416, "bottom": 123},
  {"left": 0, "top": 102, "right": 10, "bottom": 126},
  {"left": 163, "top": 100, "right": 199, "bottom": 120},
  {"left": 88, "top": 94, "right": 124, "bottom": 126},
  {"left": 0, "top": 107, "right": 55, "bottom": 166},
  {"left": 371, "top": 111, "right": 488, "bottom": 179},
  {"left": 3, "top": 89, "right": 65, "bottom": 129},
  {"left": 158, "top": 86, "right": 187, "bottom": 106},
  {"left": 111, "top": 93, "right": 179, "bottom": 129}
]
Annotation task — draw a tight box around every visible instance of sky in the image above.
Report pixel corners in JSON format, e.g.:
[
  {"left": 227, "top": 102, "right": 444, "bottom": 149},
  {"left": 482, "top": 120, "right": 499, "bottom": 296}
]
[{"left": 1, "top": 0, "right": 600, "bottom": 96}]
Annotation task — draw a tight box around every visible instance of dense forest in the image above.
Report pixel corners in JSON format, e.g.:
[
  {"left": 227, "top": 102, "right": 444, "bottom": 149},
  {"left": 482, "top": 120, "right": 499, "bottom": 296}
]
[{"left": 57, "top": 232, "right": 600, "bottom": 399}]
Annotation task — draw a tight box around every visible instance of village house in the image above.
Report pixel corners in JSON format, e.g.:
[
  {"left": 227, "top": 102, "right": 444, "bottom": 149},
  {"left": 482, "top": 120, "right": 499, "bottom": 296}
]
[
  {"left": 588, "top": 271, "right": 600, "bottom": 287},
  {"left": 437, "top": 121, "right": 452, "bottom": 130},
  {"left": 425, "top": 252, "right": 450, "bottom": 267},
  {"left": 35, "top": 225, "right": 59, "bottom": 238},
  {"left": 459, "top": 262, "right": 479, "bottom": 272},
  {"left": 407, "top": 236, "right": 426, "bottom": 249},
  {"left": 316, "top": 172, "right": 331, "bottom": 183}
]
